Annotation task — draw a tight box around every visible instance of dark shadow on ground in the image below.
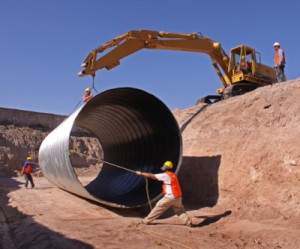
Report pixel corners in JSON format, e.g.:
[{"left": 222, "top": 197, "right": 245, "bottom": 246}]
[
  {"left": 0, "top": 172, "right": 93, "bottom": 249},
  {"left": 194, "top": 210, "right": 232, "bottom": 227},
  {"left": 135, "top": 210, "right": 232, "bottom": 228},
  {"left": 75, "top": 195, "right": 151, "bottom": 219}
]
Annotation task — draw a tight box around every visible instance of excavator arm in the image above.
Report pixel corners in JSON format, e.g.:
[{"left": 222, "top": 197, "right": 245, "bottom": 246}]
[{"left": 78, "top": 30, "right": 232, "bottom": 88}]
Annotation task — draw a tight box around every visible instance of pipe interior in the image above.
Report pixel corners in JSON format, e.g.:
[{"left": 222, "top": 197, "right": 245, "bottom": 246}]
[{"left": 73, "top": 88, "right": 182, "bottom": 207}]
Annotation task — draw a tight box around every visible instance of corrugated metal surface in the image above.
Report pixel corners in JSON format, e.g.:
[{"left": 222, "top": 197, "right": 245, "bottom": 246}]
[{"left": 39, "top": 88, "right": 182, "bottom": 208}]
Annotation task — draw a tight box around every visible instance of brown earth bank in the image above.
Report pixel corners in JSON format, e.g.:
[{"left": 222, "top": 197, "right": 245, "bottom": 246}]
[{"left": 1, "top": 79, "right": 300, "bottom": 249}]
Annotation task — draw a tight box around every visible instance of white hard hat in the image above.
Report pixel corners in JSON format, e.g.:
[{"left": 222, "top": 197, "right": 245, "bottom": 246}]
[{"left": 273, "top": 42, "right": 280, "bottom": 47}]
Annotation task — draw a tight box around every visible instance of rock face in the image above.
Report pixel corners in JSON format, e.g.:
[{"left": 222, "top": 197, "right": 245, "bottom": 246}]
[
  {"left": 0, "top": 108, "right": 65, "bottom": 172},
  {"left": 0, "top": 108, "right": 101, "bottom": 175}
]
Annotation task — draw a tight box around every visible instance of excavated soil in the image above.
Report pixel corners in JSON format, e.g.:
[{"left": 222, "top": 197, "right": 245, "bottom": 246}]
[{"left": 1, "top": 79, "right": 300, "bottom": 249}]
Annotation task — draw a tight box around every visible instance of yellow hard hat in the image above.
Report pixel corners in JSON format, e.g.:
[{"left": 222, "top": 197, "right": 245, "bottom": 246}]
[
  {"left": 164, "top": 161, "right": 173, "bottom": 169},
  {"left": 85, "top": 88, "right": 91, "bottom": 92},
  {"left": 27, "top": 156, "right": 32, "bottom": 161}
]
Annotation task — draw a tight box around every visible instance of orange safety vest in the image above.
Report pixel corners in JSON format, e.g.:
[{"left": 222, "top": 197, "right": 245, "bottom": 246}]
[
  {"left": 22, "top": 164, "right": 33, "bottom": 174},
  {"left": 275, "top": 48, "right": 286, "bottom": 65},
  {"left": 240, "top": 60, "right": 248, "bottom": 69},
  {"left": 83, "top": 93, "right": 93, "bottom": 103},
  {"left": 162, "top": 171, "right": 182, "bottom": 197}
]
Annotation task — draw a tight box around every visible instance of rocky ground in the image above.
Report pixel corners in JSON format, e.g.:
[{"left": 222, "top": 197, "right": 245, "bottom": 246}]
[{"left": 0, "top": 79, "right": 300, "bottom": 249}]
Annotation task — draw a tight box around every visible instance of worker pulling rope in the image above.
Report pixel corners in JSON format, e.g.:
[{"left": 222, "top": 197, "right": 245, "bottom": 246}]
[
  {"left": 70, "top": 150, "right": 153, "bottom": 210},
  {"left": 70, "top": 150, "right": 194, "bottom": 248}
]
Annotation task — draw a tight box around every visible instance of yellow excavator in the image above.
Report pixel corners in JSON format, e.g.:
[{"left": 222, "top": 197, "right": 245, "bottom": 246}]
[{"left": 78, "top": 30, "right": 276, "bottom": 103}]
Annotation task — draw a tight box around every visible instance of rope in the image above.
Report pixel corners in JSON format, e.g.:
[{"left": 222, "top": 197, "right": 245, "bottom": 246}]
[
  {"left": 145, "top": 178, "right": 152, "bottom": 210},
  {"left": 90, "top": 75, "right": 98, "bottom": 93},
  {"left": 71, "top": 151, "right": 192, "bottom": 248},
  {"left": 75, "top": 151, "right": 136, "bottom": 173},
  {"left": 69, "top": 75, "right": 98, "bottom": 116},
  {"left": 136, "top": 226, "right": 193, "bottom": 249},
  {"left": 70, "top": 150, "right": 152, "bottom": 210},
  {"left": 69, "top": 99, "right": 83, "bottom": 115}
]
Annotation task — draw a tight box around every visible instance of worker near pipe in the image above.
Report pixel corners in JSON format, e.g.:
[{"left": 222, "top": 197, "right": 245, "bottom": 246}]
[
  {"left": 82, "top": 87, "right": 93, "bottom": 103},
  {"left": 21, "top": 156, "right": 36, "bottom": 188},
  {"left": 136, "top": 161, "right": 193, "bottom": 227}
]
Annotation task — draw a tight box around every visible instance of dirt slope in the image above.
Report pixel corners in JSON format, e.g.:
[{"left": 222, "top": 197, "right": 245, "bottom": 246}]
[
  {"left": 1, "top": 79, "right": 300, "bottom": 249},
  {"left": 175, "top": 79, "right": 300, "bottom": 221}
]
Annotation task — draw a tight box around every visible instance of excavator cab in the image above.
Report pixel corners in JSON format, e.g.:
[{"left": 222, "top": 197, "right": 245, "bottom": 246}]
[
  {"left": 230, "top": 46, "right": 255, "bottom": 76},
  {"left": 221, "top": 45, "right": 276, "bottom": 99},
  {"left": 229, "top": 45, "right": 276, "bottom": 85}
]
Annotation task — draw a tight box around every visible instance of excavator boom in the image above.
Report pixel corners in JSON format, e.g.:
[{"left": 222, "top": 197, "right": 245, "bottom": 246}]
[
  {"left": 79, "top": 29, "right": 276, "bottom": 99},
  {"left": 79, "top": 30, "right": 232, "bottom": 88}
]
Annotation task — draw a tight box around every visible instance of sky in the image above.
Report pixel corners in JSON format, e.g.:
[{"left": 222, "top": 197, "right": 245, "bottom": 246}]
[{"left": 1, "top": 0, "right": 299, "bottom": 115}]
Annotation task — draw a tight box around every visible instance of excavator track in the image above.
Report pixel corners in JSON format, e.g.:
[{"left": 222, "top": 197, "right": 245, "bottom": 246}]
[
  {"left": 222, "top": 83, "right": 260, "bottom": 99},
  {"left": 196, "top": 95, "right": 222, "bottom": 104},
  {"left": 197, "top": 83, "right": 262, "bottom": 105}
]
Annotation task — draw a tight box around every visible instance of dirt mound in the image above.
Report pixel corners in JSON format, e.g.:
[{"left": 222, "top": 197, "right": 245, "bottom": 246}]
[
  {"left": 175, "top": 79, "right": 300, "bottom": 223},
  {"left": 1, "top": 79, "right": 300, "bottom": 248}
]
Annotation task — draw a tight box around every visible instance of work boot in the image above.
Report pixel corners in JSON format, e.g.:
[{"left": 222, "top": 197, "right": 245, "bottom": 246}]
[
  {"left": 186, "top": 221, "right": 193, "bottom": 227},
  {"left": 141, "top": 220, "right": 149, "bottom": 225},
  {"left": 185, "top": 219, "right": 193, "bottom": 227},
  {"left": 136, "top": 219, "right": 149, "bottom": 228}
]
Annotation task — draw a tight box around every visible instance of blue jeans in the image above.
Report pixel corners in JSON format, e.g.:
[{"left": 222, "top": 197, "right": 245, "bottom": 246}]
[
  {"left": 24, "top": 173, "right": 35, "bottom": 188},
  {"left": 275, "top": 66, "right": 285, "bottom": 83}
]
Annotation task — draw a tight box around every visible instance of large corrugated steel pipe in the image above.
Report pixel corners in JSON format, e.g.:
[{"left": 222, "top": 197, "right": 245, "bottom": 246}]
[{"left": 39, "top": 87, "right": 182, "bottom": 208}]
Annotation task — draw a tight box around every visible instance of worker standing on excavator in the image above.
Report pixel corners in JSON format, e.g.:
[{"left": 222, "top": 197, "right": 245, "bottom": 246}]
[
  {"left": 136, "top": 161, "right": 194, "bottom": 227},
  {"left": 273, "top": 42, "right": 286, "bottom": 83},
  {"left": 82, "top": 88, "right": 93, "bottom": 103}
]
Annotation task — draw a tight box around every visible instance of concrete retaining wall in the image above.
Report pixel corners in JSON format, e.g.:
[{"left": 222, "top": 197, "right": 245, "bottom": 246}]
[{"left": 0, "top": 107, "right": 66, "bottom": 130}]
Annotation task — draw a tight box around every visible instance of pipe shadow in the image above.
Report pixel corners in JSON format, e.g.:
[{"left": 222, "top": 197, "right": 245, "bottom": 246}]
[
  {"left": 0, "top": 172, "right": 93, "bottom": 249},
  {"left": 179, "top": 155, "right": 221, "bottom": 210}
]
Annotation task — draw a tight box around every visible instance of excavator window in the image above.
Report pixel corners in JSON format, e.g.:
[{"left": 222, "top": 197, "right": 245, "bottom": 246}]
[
  {"left": 229, "top": 52, "right": 241, "bottom": 72},
  {"left": 229, "top": 46, "right": 255, "bottom": 74},
  {"left": 255, "top": 51, "right": 261, "bottom": 64},
  {"left": 234, "top": 54, "right": 241, "bottom": 71},
  {"left": 244, "top": 53, "right": 253, "bottom": 74}
]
